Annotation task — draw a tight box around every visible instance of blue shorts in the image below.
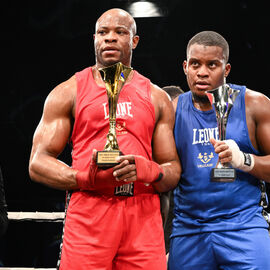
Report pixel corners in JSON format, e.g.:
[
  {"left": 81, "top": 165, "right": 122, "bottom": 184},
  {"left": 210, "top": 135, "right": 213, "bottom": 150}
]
[{"left": 168, "top": 228, "right": 270, "bottom": 270}]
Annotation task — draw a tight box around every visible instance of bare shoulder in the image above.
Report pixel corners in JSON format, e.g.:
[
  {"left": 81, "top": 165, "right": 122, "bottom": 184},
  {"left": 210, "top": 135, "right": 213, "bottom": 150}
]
[
  {"left": 246, "top": 88, "right": 270, "bottom": 102},
  {"left": 44, "top": 75, "right": 77, "bottom": 117},
  {"left": 150, "top": 83, "right": 172, "bottom": 107},
  {"left": 245, "top": 88, "right": 270, "bottom": 119},
  {"left": 245, "top": 88, "right": 270, "bottom": 108},
  {"left": 150, "top": 83, "right": 174, "bottom": 124},
  {"left": 48, "top": 75, "right": 77, "bottom": 104}
]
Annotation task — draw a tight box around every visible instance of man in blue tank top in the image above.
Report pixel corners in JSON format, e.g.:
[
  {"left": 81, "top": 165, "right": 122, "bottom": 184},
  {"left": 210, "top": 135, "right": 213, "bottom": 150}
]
[{"left": 169, "top": 31, "right": 270, "bottom": 270}]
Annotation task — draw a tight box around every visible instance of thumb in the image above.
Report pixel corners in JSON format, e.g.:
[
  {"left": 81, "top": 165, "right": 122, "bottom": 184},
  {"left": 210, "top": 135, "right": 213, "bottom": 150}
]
[{"left": 209, "top": 137, "right": 216, "bottom": 146}]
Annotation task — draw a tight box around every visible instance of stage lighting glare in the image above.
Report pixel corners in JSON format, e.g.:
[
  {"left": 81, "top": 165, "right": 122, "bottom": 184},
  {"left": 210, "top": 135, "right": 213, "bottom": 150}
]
[{"left": 127, "top": 1, "right": 164, "bottom": 18}]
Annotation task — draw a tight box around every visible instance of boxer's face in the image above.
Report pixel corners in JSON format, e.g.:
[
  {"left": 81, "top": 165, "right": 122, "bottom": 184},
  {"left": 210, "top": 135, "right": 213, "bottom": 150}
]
[
  {"left": 183, "top": 44, "right": 231, "bottom": 99},
  {"left": 94, "top": 10, "right": 139, "bottom": 68}
]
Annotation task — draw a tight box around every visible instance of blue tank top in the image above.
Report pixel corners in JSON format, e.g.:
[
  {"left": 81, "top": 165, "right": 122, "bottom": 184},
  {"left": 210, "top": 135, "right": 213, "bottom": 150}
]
[{"left": 172, "top": 84, "right": 268, "bottom": 236}]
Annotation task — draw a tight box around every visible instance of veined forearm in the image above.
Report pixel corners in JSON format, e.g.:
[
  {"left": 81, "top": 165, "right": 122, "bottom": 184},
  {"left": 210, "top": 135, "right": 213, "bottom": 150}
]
[
  {"left": 29, "top": 153, "right": 78, "bottom": 190},
  {"left": 153, "top": 160, "right": 181, "bottom": 193},
  {"left": 251, "top": 155, "right": 270, "bottom": 183}
]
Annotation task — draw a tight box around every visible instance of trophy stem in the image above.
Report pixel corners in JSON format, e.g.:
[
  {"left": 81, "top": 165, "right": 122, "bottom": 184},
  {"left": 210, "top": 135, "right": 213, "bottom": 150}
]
[
  {"left": 217, "top": 118, "right": 226, "bottom": 141},
  {"left": 109, "top": 119, "right": 116, "bottom": 134},
  {"left": 103, "top": 120, "right": 119, "bottom": 151},
  {"left": 108, "top": 95, "right": 119, "bottom": 122}
]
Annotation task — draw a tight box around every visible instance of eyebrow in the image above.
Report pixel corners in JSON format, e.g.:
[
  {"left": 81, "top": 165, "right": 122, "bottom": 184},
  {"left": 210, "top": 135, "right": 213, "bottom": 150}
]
[
  {"left": 97, "top": 25, "right": 129, "bottom": 29},
  {"left": 188, "top": 57, "right": 199, "bottom": 62},
  {"left": 188, "top": 58, "right": 222, "bottom": 63}
]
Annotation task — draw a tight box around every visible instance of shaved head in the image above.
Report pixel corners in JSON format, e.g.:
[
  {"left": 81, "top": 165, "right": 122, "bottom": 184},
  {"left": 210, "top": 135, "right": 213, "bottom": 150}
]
[{"left": 96, "top": 8, "right": 137, "bottom": 36}]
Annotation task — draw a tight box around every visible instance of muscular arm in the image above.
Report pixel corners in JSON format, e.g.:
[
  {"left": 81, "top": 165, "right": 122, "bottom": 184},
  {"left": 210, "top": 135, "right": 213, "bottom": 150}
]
[
  {"left": 151, "top": 84, "right": 181, "bottom": 192},
  {"left": 29, "top": 76, "right": 79, "bottom": 190},
  {"left": 246, "top": 89, "right": 270, "bottom": 182}
]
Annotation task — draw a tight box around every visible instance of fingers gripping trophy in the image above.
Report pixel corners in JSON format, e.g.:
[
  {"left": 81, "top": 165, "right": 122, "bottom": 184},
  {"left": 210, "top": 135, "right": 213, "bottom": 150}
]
[
  {"left": 96, "top": 62, "right": 132, "bottom": 168},
  {"left": 206, "top": 84, "right": 240, "bottom": 182}
]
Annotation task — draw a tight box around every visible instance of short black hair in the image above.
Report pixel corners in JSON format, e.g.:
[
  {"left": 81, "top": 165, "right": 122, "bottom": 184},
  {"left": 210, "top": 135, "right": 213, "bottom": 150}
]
[
  {"left": 187, "top": 31, "right": 229, "bottom": 63},
  {"left": 162, "top": 85, "right": 184, "bottom": 100}
]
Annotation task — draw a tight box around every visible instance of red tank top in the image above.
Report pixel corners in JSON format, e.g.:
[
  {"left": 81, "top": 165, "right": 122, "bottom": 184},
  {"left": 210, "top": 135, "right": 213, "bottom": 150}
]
[{"left": 71, "top": 67, "right": 156, "bottom": 195}]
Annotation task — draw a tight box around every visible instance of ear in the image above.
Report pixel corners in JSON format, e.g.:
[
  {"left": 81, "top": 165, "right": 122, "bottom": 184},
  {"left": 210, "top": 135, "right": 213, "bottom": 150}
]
[
  {"left": 132, "top": 35, "right": 140, "bottom": 49},
  {"left": 183, "top": 60, "right": 187, "bottom": 75},
  {"left": 224, "top": 63, "right": 231, "bottom": 78}
]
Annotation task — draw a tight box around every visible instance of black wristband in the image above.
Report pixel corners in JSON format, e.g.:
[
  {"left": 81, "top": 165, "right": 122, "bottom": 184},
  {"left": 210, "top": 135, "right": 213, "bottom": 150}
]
[
  {"left": 154, "top": 172, "right": 163, "bottom": 183},
  {"left": 243, "top": 152, "right": 252, "bottom": 167}
]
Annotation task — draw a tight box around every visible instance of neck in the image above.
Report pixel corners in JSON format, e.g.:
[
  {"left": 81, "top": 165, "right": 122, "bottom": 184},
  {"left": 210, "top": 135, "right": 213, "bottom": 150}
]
[
  {"left": 92, "top": 65, "right": 106, "bottom": 86},
  {"left": 192, "top": 92, "right": 212, "bottom": 111},
  {"left": 92, "top": 65, "right": 134, "bottom": 86}
]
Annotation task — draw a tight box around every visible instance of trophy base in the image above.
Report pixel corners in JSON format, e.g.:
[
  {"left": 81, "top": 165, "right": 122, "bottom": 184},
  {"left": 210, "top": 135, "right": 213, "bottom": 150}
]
[
  {"left": 96, "top": 150, "right": 122, "bottom": 169},
  {"left": 211, "top": 168, "right": 236, "bottom": 182}
]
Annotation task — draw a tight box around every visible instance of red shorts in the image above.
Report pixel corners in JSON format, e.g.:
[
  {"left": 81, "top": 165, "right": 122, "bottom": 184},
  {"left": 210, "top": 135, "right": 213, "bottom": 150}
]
[{"left": 60, "top": 191, "right": 166, "bottom": 270}]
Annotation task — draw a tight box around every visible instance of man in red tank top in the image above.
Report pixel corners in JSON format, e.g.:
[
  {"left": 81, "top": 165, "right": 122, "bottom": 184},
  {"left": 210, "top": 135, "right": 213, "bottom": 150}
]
[{"left": 29, "top": 8, "right": 181, "bottom": 270}]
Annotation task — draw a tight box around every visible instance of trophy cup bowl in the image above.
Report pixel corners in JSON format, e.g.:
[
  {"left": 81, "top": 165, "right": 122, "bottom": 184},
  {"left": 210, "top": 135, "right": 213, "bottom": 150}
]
[
  {"left": 96, "top": 62, "right": 132, "bottom": 168},
  {"left": 206, "top": 84, "right": 240, "bottom": 182}
]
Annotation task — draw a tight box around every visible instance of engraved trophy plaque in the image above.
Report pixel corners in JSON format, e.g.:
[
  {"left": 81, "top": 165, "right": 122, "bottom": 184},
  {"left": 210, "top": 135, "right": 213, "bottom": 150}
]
[
  {"left": 206, "top": 84, "right": 240, "bottom": 182},
  {"left": 96, "top": 62, "right": 132, "bottom": 168}
]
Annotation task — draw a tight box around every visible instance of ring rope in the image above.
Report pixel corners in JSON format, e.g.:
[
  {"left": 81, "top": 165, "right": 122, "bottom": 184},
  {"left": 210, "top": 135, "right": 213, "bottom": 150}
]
[
  {"left": 8, "top": 212, "right": 64, "bottom": 222},
  {"left": 0, "top": 268, "right": 56, "bottom": 270},
  {"left": 7, "top": 211, "right": 270, "bottom": 224}
]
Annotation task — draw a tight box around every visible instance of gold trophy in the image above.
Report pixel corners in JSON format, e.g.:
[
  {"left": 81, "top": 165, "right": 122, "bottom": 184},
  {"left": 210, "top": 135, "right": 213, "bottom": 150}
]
[
  {"left": 96, "top": 62, "right": 132, "bottom": 168},
  {"left": 206, "top": 84, "right": 240, "bottom": 182}
]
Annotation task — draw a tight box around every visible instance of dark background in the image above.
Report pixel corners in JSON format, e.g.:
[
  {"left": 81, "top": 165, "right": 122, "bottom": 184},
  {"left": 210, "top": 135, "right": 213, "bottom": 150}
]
[{"left": 1, "top": 0, "right": 269, "bottom": 267}]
